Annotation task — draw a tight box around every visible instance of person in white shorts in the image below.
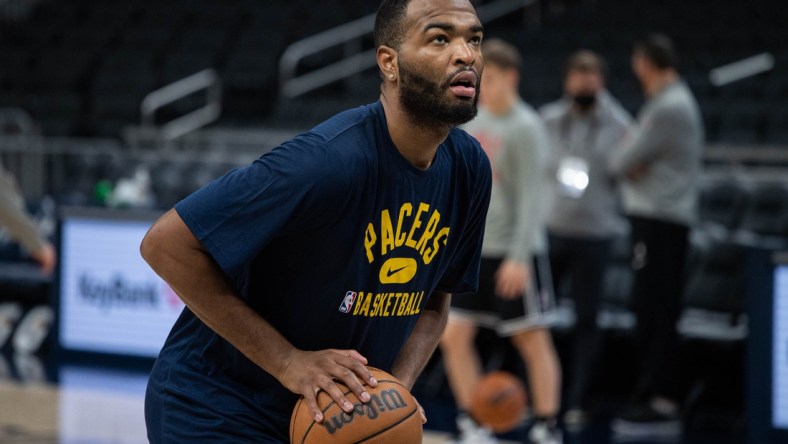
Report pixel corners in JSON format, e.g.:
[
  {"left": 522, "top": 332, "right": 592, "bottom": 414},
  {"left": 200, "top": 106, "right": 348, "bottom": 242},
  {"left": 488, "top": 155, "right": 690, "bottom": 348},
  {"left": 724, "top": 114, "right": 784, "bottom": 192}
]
[{"left": 440, "top": 38, "right": 562, "bottom": 444}]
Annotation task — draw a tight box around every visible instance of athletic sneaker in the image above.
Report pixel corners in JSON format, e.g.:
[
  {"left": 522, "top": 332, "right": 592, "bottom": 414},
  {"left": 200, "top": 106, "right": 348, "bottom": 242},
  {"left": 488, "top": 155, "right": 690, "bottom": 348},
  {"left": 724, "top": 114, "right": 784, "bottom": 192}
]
[
  {"left": 528, "top": 420, "right": 563, "bottom": 444},
  {"left": 448, "top": 414, "right": 497, "bottom": 444},
  {"left": 563, "top": 408, "right": 589, "bottom": 431},
  {"left": 0, "top": 303, "right": 22, "bottom": 348},
  {"left": 611, "top": 404, "right": 681, "bottom": 438}
]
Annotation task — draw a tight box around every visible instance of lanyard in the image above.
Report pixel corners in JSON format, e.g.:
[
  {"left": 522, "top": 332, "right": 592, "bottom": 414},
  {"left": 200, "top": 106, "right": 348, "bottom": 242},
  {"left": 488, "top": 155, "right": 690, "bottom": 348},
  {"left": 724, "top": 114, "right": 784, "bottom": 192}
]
[{"left": 558, "top": 111, "right": 601, "bottom": 156}]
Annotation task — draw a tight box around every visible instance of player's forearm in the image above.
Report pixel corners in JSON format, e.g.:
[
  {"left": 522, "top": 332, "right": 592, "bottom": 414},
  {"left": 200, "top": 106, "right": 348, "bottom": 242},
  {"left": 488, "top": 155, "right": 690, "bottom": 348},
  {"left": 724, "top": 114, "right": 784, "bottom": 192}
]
[
  {"left": 0, "top": 180, "right": 46, "bottom": 254},
  {"left": 141, "top": 210, "right": 296, "bottom": 380},
  {"left": 390, "top": 291, "right": 450, "bottom": 389}
]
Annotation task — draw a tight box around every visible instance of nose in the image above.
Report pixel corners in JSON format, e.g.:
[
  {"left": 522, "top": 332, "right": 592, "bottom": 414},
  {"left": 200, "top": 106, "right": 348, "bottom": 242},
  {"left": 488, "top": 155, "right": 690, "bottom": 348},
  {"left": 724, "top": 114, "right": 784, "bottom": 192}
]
[{"left": 452, "top": 41, "right": 476, "bottom": 67}]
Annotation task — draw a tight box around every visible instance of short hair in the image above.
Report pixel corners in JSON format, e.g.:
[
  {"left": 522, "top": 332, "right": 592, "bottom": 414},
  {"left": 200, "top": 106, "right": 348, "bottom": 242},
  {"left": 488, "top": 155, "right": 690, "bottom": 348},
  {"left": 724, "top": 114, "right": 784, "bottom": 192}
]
[
  {"left": 564, "top": 50, "right": 607, "bottom": 79},
  {"left": 634, "top": 33, "right": 679, "bottom": 70},
  {"left": 481, "top": 38, "right": 522, "bottom": 71},
  {"left": 374, "top": 0, "right": 411, "bottom": 49}
]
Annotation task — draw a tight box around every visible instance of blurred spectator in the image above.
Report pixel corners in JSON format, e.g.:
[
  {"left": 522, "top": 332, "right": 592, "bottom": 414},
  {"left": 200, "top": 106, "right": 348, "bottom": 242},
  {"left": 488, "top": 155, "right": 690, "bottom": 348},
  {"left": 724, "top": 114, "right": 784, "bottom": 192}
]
[
  {"left": 540, "top": 50, "right": 633, "bottom": 426},
  {"left": 0, "top": 165, "right": 56, "bottom": 274},
  {"left": 608, "top": 34, "right": 703, "bottom": 437},
  {"left": 440, "top": 38, "right": 562, "bottom": 444}
]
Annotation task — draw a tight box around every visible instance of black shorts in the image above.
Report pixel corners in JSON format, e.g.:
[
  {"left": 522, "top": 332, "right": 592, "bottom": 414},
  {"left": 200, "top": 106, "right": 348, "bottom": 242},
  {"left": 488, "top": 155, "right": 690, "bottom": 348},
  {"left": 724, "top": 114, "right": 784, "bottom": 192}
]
[{"left": 450, "top": 255, "right": 556, "bottom": 336}]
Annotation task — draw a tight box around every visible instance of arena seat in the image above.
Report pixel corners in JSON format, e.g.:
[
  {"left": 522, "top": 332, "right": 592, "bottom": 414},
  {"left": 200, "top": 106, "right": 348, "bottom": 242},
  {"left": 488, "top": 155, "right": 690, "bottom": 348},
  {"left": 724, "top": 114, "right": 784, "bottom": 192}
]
[
  {"left": 734, "top": 182, "right": 788, "bottom": 247},
  {"left": 698, "top": 180, "right": 750, "bottom": 233},
  {"left": 678, "top": 238, "right": 747, "bottom": 342}
]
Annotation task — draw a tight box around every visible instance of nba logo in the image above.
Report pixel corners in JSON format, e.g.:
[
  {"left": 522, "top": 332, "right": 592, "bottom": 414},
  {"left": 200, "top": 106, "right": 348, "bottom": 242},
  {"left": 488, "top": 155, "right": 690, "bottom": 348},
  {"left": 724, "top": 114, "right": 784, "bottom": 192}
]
[{"left": 339, "top": 291, "right": 357, "bottom": 313}]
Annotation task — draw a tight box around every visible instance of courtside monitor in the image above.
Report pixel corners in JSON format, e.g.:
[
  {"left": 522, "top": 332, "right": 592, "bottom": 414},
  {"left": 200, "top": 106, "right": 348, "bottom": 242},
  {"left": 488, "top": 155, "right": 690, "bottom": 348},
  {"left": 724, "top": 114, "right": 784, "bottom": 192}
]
[
  {"left": 747, "top": 248, "right": 788, "bottom": 443},
  {"left": 56, "top": 207, "right": 182, "bottom": 360}
]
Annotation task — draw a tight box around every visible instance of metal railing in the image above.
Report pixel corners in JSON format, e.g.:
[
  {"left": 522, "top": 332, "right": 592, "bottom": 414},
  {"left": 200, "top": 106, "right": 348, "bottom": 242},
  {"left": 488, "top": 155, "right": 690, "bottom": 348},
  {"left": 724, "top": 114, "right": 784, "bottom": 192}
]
[
  {"left": 137, "top": 69, "right": 222, "bottom": 143},
  {"left": 279, "top": 0, "right": 540, "bottom": 98},
  {"left": 0, "top": 108, "right": 34, "bottom": 135}
]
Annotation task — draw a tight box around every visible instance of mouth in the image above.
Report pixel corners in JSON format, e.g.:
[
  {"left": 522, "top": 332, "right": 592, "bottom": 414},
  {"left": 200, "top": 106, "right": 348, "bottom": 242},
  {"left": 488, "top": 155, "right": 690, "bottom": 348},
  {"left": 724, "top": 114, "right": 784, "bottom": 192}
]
[{"left": 448, "top": 70, "right": 477, "bottom": 98}]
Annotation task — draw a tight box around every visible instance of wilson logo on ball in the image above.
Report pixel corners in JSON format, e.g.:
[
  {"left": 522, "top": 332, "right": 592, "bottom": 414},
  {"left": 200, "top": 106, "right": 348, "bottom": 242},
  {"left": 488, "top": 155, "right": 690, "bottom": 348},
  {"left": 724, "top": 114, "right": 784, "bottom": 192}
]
[{"left": 324, "top": 389, "right": 408, "bottom": 434}]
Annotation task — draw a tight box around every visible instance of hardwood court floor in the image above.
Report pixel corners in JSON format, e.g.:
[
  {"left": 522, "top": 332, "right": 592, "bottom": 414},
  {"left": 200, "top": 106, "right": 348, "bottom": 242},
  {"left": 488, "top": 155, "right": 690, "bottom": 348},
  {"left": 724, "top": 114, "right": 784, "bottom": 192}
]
[
  {"left": 0, "top": 360, "right": 742, "bottom": 444},
  {"left": 0, "top": 374, "right": 499, "bottom": 444}
]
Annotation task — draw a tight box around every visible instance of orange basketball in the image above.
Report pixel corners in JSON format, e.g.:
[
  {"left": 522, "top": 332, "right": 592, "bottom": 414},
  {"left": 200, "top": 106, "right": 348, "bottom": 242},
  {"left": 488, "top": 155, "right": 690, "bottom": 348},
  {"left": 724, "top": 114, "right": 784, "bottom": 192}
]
[
  {"left": 290, "top": 367, "right": 423, "bottom": 443},
  {"left": 469, "top": 371, "right": 527, "bottom": 433}
]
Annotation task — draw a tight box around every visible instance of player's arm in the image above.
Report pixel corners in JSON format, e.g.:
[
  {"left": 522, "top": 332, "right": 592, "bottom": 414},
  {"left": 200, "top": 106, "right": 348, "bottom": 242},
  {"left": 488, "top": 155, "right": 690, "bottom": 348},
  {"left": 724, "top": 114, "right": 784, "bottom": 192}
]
[
  {"left": 390, "top": 290, "right": 451, "bottom": 422},
  {"left": 390, "top": 291, "right": 450, "bottom": 388},
  {"left": 497, "top": 124, "right": 544, "bottom": 299},
  {"left": 0, "top": 168, "right": 56, "bottom": 273},
  {"left": 141, "top": 209, "right": 376, "bottom": 422},
  {"left": 608, "top": 106, "right": 677, "bottom": 180}
]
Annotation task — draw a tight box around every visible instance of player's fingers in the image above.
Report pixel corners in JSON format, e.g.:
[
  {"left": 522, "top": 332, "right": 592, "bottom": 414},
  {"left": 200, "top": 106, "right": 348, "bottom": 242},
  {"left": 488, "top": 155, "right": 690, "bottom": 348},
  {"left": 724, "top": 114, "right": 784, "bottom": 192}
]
[
  {"left": 494, "top": 279, "right": 507, "bottom": 298},
  {"left": 319, "top": 376, "right": 355, "bottom": 413},
  {"left": 345, "top": 349, "right": 369, "bottom": 365},
  {"left": 416, "top": 400, "right": 427, "bottom": 424},
  {"left": 302, "top": 384, "right": 323, "bottom": 423},
  {"left": 333, "top": 360, "right": 372, "bottom": 403},
  {"left": 496, "top": 279, "right": 516, "bottom": 299},
  {"left": 337, "top": 352, "right": 377, "bottom": 388}
]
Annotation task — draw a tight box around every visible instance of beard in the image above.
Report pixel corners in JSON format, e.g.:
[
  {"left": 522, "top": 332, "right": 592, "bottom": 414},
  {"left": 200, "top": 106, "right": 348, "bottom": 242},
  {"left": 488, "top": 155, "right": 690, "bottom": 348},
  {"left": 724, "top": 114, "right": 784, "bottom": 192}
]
[{"left": 397, "top": 58, "right": 480, "bottom": 129}]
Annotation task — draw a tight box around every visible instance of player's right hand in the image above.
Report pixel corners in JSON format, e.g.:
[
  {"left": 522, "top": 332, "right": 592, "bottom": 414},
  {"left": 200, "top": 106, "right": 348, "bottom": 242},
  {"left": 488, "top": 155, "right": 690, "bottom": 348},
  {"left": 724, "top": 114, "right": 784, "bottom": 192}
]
[
  {"left": 277, "top": 348, "right": 378, "bottom": 423},
  {"left": 31, "top": 242, "right": 56, "bottom": 275}
]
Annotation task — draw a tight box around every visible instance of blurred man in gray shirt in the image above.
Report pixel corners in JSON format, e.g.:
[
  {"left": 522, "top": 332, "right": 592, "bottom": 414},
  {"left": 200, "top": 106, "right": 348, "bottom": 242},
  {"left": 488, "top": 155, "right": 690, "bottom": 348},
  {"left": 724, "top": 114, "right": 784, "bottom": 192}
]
[
  {"left": 609, "top": 34, "right": 703, "bottom": 437},
  {"left": 441, "top": 39, "right": 562, "bottom": 444},
  {"left": 540, "top": 50, "right": 633, "bottom": 427}
]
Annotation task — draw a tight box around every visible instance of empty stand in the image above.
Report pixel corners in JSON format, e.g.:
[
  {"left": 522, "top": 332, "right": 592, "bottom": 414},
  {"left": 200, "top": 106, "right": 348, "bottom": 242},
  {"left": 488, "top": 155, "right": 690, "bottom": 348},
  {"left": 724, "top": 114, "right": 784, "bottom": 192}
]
[
  {"left": 0, "top": 0, "right": 785, "bottom": 138},
  {"left": 699, "top": 180, "right": 750, "bottom": 233}
]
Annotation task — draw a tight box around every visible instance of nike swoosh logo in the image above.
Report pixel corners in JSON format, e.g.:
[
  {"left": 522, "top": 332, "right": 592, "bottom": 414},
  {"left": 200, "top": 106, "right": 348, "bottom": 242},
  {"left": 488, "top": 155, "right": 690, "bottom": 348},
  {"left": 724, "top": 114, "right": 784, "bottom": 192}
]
[{"left": 386, "top": 266, "right": 408, "bottom": 278}]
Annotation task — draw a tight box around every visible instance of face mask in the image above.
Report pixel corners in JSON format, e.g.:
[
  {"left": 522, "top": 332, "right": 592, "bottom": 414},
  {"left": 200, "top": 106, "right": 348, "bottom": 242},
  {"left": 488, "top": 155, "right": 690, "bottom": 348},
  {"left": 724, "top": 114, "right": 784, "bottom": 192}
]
[{"left": 572, "top": 93, "right": 596, "bottom": 111}]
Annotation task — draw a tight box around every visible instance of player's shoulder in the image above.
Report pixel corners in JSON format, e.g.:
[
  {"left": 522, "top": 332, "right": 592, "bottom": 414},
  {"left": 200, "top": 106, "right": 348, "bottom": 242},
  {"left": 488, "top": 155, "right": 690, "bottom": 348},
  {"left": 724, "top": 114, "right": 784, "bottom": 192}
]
[
  {"left": 512, "top": 100, "right": 544, "bottom": 129},
  {"left": 309, "top": 102, "right": 381, "bottom": 146},
  {"left": 446, "top": 127, "right": 492, "bottom": 178},
  {"left": 538, "top": 98, "right": 569, "bottom": 123},
  {"left": 599, "top": 92, "right": 634, "bottom": 128},
  {"left": 271, "top": 102, "right": 381, "bottom": 167}
]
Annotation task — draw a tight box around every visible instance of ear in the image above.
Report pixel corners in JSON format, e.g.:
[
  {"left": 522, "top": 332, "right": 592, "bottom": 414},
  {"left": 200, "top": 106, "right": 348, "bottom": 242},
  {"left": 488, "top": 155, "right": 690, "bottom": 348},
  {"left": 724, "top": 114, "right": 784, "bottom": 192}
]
[
  {"left": 509, "top": 69, "right": 520, "bottom": 87},
  {"left": 377, "top": 45, "right": 398, "bottom": 78}
]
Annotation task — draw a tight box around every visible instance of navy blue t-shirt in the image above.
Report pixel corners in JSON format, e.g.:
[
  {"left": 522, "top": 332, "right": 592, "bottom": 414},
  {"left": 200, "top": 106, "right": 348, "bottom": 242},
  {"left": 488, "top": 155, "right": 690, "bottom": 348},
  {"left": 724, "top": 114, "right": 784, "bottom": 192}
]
[{"left": 147, "top": 101, "right": 492, "bottom": 440}]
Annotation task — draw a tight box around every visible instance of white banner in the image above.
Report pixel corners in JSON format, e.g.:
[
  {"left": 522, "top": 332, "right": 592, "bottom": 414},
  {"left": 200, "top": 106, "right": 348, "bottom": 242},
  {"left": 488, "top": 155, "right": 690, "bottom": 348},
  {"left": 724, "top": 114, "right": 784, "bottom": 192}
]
[
  {"left": 59, "top": 215, "right": 183, "bottom": 357},
  {"left": 774, "top": 265, "right": 788, "bottom": 429}
]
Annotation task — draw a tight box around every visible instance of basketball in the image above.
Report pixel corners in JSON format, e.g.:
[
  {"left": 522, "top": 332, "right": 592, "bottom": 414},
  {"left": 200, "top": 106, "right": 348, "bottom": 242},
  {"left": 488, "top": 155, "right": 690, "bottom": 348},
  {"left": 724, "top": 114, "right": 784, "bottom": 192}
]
[
  {"left": 289, "top": 367, "right": 423, "bottom": 443},
  {"left": 469, "top": 371, "right": 528, "bottom": 433}
]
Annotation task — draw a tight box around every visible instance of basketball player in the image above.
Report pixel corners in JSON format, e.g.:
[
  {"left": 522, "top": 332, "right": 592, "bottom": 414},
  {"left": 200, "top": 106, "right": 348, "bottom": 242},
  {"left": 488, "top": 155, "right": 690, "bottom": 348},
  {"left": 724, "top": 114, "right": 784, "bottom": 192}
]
[
  {"left": 140, "top": 0, "right": 492, "bottom": 442},
  {"left": 439, "top": 39, "right": 562, "bottom": 444}
]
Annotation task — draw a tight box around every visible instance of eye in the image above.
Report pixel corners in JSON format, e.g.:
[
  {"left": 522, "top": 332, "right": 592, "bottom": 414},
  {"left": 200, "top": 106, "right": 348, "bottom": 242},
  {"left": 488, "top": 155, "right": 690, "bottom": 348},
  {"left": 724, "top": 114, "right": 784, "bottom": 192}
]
[
  {"left": 432, "top": 35, "right": 448, "bottom": 44},
  {"left": 470, "top": 35, "right": 482, "bottom": 45}
]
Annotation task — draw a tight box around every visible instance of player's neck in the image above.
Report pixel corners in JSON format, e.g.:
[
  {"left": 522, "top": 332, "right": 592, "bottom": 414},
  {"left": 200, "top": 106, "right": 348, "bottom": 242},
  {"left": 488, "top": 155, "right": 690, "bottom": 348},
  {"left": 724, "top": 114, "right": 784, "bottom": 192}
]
[
  {"left": 380, "top": 93, "right": 449, "bottom": 170},
  {"left": 484, "top": 93, "right": 516, "bottom": 116},
  {"left": 644, "top": 71, "right": 678, "bottom": 97}
]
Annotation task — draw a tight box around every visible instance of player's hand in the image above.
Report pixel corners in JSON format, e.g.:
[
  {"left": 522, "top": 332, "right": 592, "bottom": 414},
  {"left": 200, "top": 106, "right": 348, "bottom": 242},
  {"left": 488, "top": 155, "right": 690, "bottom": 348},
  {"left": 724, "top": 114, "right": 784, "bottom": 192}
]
[
  {"left": 415, "top": 398, "right": 427, "bottom": 424},
  {"left": 495, "top": 259, "right": 530, "bottom": 300},
  {"left": 627, "top": 164, "right": 650, "bottom": 182},
  {"left": 278, "top": 348, "right": 378, "bottom": 423},
  {"left": 30, "top": 243, "right": 56, "bottom": 275}
]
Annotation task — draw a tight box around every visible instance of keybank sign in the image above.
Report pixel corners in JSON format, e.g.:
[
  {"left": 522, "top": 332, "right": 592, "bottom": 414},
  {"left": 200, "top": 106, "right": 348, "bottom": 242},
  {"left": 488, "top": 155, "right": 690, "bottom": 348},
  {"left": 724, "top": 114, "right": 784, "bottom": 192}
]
[
  {"left": 59, "top": 213, "right": 184, "bottom": 357},
  {"left": 78, "top": 273, "right": 158, "bottom": 311}
]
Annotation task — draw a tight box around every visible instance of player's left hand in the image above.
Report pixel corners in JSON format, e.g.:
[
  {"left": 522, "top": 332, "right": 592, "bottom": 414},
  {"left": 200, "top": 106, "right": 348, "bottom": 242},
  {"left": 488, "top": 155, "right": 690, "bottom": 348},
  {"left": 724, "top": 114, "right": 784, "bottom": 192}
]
[
  {"left": 31, "top": 242, "right": 56, "bottom": 275},
  {"left": 494, "top": 259, "right": 530, "bottom": 300}
]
